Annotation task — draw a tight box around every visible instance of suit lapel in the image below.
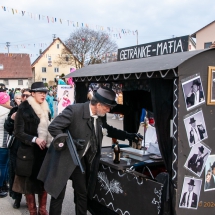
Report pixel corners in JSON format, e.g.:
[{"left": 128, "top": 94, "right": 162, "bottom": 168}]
[{"left": 83, "top": 102, "right": 93, "bottom": 130}]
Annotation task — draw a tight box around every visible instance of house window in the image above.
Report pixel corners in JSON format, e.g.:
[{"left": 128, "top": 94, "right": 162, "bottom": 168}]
[
  {"left": 48, "top": 56, "right": 52, "bottom": 61},
  {"left": 57, "top": 44, "right": 60, "bottom": 49},
  {"left": 54, "top": 68, "right": 59, "bottom": 73},
  {"left": 0, "top": 64, "right": 3, "bottom": 70},
  {"left": 42, "top": 67, "right": 46, "bottom": 72},
  {"left": 65, "top": 56, "right": 69, "bottom": 61},
  {"left": 18, "top": 80, "right": 23, "bottom": 85},
  {"left": 204, "top": 42, "right": 212, "bottom": 49},
  {"left": 3, "top": 79, "right": 9, "bottom": 85},
  {"left": 42, "top": 78, "right": 47, "bottom": 83}
]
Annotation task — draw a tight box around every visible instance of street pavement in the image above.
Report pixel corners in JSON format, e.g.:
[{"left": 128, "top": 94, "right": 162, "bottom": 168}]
[{"left": 0, "top": 113, "right": 135, "bottom": 215}]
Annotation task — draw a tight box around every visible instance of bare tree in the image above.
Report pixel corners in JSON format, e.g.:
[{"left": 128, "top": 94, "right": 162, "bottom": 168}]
[{"left": 55, "top": 28, "right": 118, "bottom": 68}]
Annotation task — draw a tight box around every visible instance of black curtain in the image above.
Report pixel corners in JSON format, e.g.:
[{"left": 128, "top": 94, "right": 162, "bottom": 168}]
[
  {"left": 75, "top": 82, "right": 89, "bottom": 103},
  {"left": 149, "top": 79, "right": 173, "bottom": 174},
  {"left": 150, "top": 78, "right": 174, "bottom": 214},
  {"left": 123, "top": 90, "right": 153, "bottom": 135}
]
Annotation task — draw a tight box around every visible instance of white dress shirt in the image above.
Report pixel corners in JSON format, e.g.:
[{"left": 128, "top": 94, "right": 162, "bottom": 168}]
[
  {"left": 185, "top": 191, "right": 193, "bottom": 207},
  {"left": 83, "top": 105, "right": 98, "bottom": 156}
]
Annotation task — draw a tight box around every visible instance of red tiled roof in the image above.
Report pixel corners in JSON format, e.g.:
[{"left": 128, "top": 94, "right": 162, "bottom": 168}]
[{"left": 0, "top": 53, "right": 32, "bottom": 78}]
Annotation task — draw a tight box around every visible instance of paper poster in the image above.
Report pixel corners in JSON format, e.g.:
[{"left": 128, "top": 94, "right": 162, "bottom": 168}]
[
  {"left": 183, "top": 109, "right": 208, "bottom": 147},
  {"left": 179, "top": 176, "right": 202, "bottom": 210},
  {"left": 184, "top": 142, "right": 211, "bottom": 177},
  {"left": 182, "top": 75, "right": 205, "bottom": 111},
  {"left": 57, "top": 85, "right": 74, "bottom": 114}
]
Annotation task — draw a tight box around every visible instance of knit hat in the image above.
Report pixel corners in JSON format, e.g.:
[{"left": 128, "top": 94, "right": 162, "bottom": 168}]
[{"left": 0, "top": 92, "right": 10, "bottom": 105}]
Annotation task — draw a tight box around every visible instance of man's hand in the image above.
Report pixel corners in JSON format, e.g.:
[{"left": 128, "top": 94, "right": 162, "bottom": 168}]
[
  {"left": 36, "top": 138, "right": 47, "bottom": 150},
  {"left": 73, "top": 139, "right": 85, "bottom": 150},
  {"left": 11, "top": 112, "right": 17, "bottom": 120},
  {"left": 126, "top": 132, "right": 140, "bottom": 143}
]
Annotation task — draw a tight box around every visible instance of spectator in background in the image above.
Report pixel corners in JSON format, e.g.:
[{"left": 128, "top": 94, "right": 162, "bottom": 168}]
[
  {"left": 9, "top": 88, "right": 14, "bottom": 100},
  {"left": 56, "top": 76, "right": 66, "bottom": 85},
  {"left": 117, "top": 90, "right": 124, "bottom": 120},
  {"left": 46, "top": 91, "right": 54, "bottom": 119},
  {"left": 0, "top": 92, "right": 11, "bottom": 198},
  {"left": 4, "top": 89, "right": 31, "bottom": 208},
  {"left": 10, "top": 93, "right": 22, "bottom": 107}
]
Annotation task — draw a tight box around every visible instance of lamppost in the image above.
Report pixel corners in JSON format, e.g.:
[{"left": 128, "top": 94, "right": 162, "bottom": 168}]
[{"left": 6, "top": 42, "right": 10, "bottom": 54}]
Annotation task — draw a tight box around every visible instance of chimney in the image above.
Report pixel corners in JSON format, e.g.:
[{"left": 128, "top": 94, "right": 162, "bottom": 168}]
[
  {"left": 39, "top": 49, "right": 42, "bottom": 54},
  {"left": 53, "top": 34, "right": 56, "bottom": 41}
]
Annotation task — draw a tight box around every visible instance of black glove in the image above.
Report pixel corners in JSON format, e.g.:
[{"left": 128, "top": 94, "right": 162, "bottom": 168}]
[
  {"left": 125, "top": 132, "right": 140, "bottom": 143},
  {"left": 73, "top": 139, "right": 85, "bottom": 151}
]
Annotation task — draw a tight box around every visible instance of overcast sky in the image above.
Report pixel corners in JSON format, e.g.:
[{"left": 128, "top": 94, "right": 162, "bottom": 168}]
[{"left": 0, "top": 0, "right": 215, "bottom": 62}]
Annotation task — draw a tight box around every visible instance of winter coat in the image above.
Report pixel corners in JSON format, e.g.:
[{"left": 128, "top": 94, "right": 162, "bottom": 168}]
[
  {"left": 38, "top": 101, "right": 127, "bottom": 199},
  {"left": 0, "top": 105, "right": 10, "bottom": 148},
  {"left": 46, "top": 94, "right": 54, "bottom": 118},
  {"left": 12, "top": 97, "right": 51, "bottom": 194}
]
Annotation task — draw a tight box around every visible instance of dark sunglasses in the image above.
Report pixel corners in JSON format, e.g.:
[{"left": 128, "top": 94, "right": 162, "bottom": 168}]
[{"left": 22, "top": 94, "right": 30, "bottom": 98}]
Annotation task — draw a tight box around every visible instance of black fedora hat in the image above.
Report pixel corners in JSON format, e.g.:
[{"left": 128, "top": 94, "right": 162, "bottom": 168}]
[
  {"left": 198, "top": 146, "right": 204, "bottom": 154},
  {"left": 187, "top": 179, "right": 195, "bottom": 186},
  {"left": 0, "top": 83, "right": 8, "bottom": 92},
  {"left": 211, "top": 162, "right": 215, "bottom": 170},
  {"left": 192, "top": 79, "right": 201, "bottom": 87},
  {"left": 189, "top": 117, "right": 196, "bottom": 124},
  {"left": 94, "top": 86, "right": 117, "bottom": 107},
  {"left": 30, "top": 82, "right": 48, "bottom": 93}
]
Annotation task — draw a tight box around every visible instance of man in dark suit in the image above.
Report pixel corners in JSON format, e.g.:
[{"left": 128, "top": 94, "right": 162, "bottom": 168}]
[
  {"left": 186, "top": 79, "right": 204, "bottom": 107},
  {"left": 205, "top": 162, "right": 215, "bottom": 189},
  {"left": 38, "top": 87, "right": 139, "bottom": 215},
  {"left": 180, "top": 179, "right": 198, "bottom": 208},
  {"left": 188, "top": 146, "right": 205, "bottom": 173},
  {"left": 189, "top": 117, "right": 205, "bottom": 145}
]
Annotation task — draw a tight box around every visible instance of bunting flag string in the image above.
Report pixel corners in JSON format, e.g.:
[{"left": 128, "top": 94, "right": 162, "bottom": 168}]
[
  {"left": 0, "top": 52, "right": 118, "bottom": 59},
  {"left": 1, "top": 5, "right": 138, "bottom": 39}
]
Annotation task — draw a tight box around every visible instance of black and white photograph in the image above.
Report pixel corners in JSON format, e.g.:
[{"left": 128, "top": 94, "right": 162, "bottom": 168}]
[
  {"left": 204, "top": 155, "right": 215, "bottom": 191},
  {"left": 179, "top": 176, "right": 202, "bottom": 210},
  {"left": 184, "top": 142, "right": 211, "bottom": 177},
  {"left": 184, "top": 109, "right": 208, "bottom": 147},
  {"left": 207, "top": 66, "right": 215, "bottom": 105},
  {"left": 182, "top": 76, "right": 205, "bottom": 111}
]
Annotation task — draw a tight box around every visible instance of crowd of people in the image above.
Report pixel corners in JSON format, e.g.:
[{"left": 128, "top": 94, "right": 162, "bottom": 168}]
[{"left": 0, "top": 81, "right": 140, "bottom": 215}]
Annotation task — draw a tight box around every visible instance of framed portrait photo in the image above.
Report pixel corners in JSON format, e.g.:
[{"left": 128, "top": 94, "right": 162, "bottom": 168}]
[
  {"left": 204, "top": 154, "right": 215, "bottom": 191},
  {"left": 207, "top": 66, "right": 215, "bottom": 105}
]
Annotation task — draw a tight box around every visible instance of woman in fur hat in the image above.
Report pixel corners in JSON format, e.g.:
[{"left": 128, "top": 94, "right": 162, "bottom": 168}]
[{"left": 13, "top": 82, "right": 52, "bottom": 215}]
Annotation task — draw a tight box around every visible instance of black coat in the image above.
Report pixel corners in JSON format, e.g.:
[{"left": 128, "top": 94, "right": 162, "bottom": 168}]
[
  {"left": 188, "top": 154, "right": 204, "bottom": 173},
  {"left": 38, "top": 102, "right": 127, "bottom": 199},
  {"left": 186, "top": 90, "right": 204, "bottom": 106},
  {"left": 180, "top": 192, "right": 197, "bottom": 208},
  {"left": 4, "top": 106, "right": 18, "bottom": 135},
  {"left": 13, "top": 100, "right": 48, "bottom": 194}
]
